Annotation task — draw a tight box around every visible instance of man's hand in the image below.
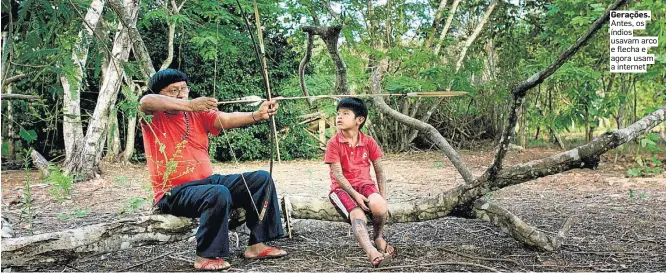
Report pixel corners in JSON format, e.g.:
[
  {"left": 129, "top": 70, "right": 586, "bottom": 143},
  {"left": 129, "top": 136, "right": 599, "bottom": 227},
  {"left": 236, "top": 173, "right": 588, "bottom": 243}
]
[
  {"left": 254, "top": 100, "right": 279, "bottom": 121},
  {"left": 353, "top": 192, "right": 370, "bottom": 211},
  {"left": 190, "top": 97, "right": 218, "bottom": 112}
]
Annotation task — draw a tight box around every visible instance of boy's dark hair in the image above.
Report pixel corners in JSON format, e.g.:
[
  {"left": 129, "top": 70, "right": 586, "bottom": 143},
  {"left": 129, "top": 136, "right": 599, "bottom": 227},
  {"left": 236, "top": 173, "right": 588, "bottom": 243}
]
[{"left": 337, "top": 97, "right": 368, "bottom": 130}]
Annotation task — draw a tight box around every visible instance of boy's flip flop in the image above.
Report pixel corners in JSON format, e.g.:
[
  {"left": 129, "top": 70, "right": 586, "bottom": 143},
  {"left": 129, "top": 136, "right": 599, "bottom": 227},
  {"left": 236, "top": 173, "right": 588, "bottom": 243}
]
[
  {"left": 371, "top": 255, "right": 385, "bottom": 268},
  {"left": 381, "top": 244, "right": 396, "bottom": 258},
  {"left": 245, "top": 247, "right": 288, "bottom": 259}
]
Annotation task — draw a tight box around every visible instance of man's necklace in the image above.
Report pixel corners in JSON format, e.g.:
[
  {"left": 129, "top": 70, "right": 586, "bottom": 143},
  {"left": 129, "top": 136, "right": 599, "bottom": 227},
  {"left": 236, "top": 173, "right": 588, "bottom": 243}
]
[{"left": 182, "top": 112, "right": 190, "bottom": 141}]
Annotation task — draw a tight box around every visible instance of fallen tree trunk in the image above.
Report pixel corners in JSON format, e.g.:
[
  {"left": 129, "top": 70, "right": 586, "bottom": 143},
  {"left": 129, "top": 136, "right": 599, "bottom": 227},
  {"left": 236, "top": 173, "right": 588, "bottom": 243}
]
[
  {"left": 1, "top": 208, "right": 251, "bottom": 269},
  {"left": 4, "top": 105, "right": 663, "bottom": 266},
  {"left": 288, "top": 101, "right": 664, "bottom": 212},
  {"left": 1, "top": 215, "right": 196, "bottom": 269},
  {"left": 29, "top": 149, "right": 50, "bottom": 177}
]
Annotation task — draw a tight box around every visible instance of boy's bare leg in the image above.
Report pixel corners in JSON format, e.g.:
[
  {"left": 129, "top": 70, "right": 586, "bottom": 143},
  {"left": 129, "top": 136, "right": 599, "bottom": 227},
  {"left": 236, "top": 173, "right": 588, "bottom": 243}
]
[
  {"left": 368, "top": 194, "right": 394, "bottom": 256},
  {"left": 349, "top": 208, "right": 384, "bottom": 266}
]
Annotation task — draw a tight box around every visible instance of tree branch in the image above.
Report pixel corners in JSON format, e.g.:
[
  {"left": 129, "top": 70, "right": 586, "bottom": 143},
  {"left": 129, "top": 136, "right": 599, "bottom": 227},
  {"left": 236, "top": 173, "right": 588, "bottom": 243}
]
[
  {"left": 483, "top": 0, "right": 630, "bottom": 181},
  {"left": 324, "top": 1, "right": 341, "bottom": 22},
  {"left": 472, "top": 198, "right": 573, "bottom": 251},
  {"left": 298, "top": 32, "right": 315, "bottom": 106},
  {"left": 370, "top": 58, "right": 475, "bottom": 183},
  {"left": 408, "top": 0, "right": 496, "bottom": 143},
  {"left": 2, "top": 73, "right": 27, "bottom": 86},
  {"left": 107, "top": 0, "right": 156, "bottom": 79},
  {"left": 493, "top": 104, "right": 666, "bottom": 188},
  {"left": 1, "top": 215, "right": 196, "bottom": 268},
  {"left": 302, "top": 26, "right": 348, "bottom": 94},
  {"left": 424, "top": 0, "right": 448, "bottom": 48},
  {"left": 1, "top": 94, "right": 41, "bottom": 101},
  {"left": 433, "top": 0, "right": 461, "bottom": 55},
  {"left": 159, "top": 0, "right": 182, "bottom": 71},
  {"left": 454, "top": 0, "right": 499, "bottom": 72}
]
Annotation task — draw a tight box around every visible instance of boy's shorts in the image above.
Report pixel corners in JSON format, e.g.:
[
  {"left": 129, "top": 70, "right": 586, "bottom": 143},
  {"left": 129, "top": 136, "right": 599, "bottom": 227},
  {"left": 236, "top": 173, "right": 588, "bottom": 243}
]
[{"left": 329, "top": 183, "right": 379, "bottom": 221}]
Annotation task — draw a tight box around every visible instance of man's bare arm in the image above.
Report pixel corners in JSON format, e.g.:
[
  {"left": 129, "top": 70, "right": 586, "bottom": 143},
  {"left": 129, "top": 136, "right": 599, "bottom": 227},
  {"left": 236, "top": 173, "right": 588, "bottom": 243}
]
[
  {"left": 139, "top": 94, "right": 217, "bottom": 114},
  {"left": 214, "top": 111, "right": 261, "bottom": 130},
  {"left": 139, "top": 94, "right": 192, "bottom": 114},
  {"left": 213, "top": 100, "right": 278, "bottom": 130},
  {"left": 372, "top": 158, "right": 387, "bottom": 197}
]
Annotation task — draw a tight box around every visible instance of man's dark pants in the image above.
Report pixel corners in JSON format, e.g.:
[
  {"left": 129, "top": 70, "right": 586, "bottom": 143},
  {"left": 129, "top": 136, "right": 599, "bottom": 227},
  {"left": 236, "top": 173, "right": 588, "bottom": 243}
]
[{"left": 156, "top": 170, "right": 284, "bottom": 258}]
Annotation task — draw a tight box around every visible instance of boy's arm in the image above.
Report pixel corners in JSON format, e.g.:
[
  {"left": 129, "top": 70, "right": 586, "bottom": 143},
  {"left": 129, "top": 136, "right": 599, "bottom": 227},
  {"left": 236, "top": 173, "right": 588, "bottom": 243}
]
[
  {"left": 330, "top": 162, "right": 370, "bottom": 211},
  {"left": 372, "top": 157, "right": 387, "bottom": 198}
]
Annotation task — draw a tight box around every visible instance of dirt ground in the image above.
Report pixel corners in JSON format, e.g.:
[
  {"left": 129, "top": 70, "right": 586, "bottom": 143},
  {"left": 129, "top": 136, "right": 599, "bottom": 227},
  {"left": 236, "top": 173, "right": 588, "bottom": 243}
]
[{"left": 2, "top": 147, "right": 665, "bottom": 272}]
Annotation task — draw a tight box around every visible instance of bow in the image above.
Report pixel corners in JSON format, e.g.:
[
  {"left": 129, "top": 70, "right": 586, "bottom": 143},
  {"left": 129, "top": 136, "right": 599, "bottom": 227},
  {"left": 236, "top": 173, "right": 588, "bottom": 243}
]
[{"left": 223, "top": 0, "right": 278, "bottom": 222}]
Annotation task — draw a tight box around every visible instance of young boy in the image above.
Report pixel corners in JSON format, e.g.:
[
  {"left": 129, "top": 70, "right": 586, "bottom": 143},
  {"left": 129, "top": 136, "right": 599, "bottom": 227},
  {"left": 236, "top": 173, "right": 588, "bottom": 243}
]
[{"left": 324, "top": 98, "right": 395, "bottom": 267}]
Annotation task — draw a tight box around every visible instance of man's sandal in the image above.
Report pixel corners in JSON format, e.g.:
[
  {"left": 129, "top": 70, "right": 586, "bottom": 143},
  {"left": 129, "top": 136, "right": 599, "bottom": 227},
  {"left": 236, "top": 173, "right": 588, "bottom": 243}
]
[
  {"left": 195, "top": 258, "right": 231, "bottom": 271},
  {"left": 245, "top": 247, "right": 287, "bottom": 260}
]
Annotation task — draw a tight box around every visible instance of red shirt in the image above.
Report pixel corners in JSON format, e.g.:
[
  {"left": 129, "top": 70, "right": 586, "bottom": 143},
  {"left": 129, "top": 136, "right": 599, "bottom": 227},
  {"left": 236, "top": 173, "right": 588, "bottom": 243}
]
[
  {"left": 324, "top": 131, "right": 384, "bottom": 191},
  {"left": 141, "top": 110, "right": 220, "bottom": 202}
]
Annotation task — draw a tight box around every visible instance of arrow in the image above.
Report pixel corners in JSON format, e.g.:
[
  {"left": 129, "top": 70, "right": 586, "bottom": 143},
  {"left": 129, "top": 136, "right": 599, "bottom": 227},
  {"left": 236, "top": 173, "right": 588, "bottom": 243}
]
[{"left": 216, "top": 91, "right": 468, "bottom": 106}]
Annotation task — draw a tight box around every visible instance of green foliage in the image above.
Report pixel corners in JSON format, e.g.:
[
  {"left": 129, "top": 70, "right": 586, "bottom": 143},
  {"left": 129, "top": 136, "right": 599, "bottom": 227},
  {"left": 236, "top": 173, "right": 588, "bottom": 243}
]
[
  {"left": 626, "top": 134, "right": 664, "bottom": 177},
  {"left": 56, "top": 207, "right": 89, "bottom": 220},
  {"left": 432, "top": 161, "right": 445, "bottom": 168},
  {"left": 22, "top": 146, "right": 34, "bottom": 235},
  {"left": 1, "top": 142, "right": 10, "bottom": 157},
  {"left": 44, "top": 164, "right": 74, "bottom": 202},
  {"left": 119, "top": 197, "right": 149, "bottom": 215},
  {"left": 19, "top": 128, "right": 38, "bottom": 144},
  {"left": 4, "top": 0, "right": 665, "bottom": 168},
  {"left": 209, "top": 107, "right": 320, "bottom": 162},
  {"left": 627, "top": 189, "right": 648, "bottom": 200}
]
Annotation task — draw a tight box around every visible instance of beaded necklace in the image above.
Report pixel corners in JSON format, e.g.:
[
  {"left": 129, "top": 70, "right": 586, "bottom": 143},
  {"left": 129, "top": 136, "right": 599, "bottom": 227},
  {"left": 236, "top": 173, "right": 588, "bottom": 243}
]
[{"left": 181, "top": 112, "right": 190, "bottom": 141}]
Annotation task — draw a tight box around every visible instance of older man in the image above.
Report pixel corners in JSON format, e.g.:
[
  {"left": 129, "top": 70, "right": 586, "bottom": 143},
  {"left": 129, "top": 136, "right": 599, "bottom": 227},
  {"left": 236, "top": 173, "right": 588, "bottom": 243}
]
[{"left": 139, "top": 69, "right": 286, "bottom": 271}]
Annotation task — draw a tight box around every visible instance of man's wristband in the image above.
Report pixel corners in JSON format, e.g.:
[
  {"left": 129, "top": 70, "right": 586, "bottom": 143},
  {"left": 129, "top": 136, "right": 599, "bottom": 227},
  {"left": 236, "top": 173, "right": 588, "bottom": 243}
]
[{"left": 251, "top": 112, "right": 258, "bottom": 122}]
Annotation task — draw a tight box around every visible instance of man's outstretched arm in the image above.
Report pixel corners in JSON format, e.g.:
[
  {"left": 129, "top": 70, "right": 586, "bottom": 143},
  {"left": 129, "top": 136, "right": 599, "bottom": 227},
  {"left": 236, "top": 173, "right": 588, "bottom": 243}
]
[
  {"left": 213, "top": 100, "right": 279, "bottom": 130},
  {"left": 139, "top": 94, "right": 217, "bottom": 114}
]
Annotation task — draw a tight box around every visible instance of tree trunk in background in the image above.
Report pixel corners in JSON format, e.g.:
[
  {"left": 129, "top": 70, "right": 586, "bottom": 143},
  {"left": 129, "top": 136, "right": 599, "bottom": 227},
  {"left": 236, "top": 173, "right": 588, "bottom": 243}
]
[
  {"left": 120, "top": 84, "right": 142, "bottom": 164},
  {"left": 105, "top": 109, "right": 121, "bottom": 161},
  {"left": 62, "top": 0, "right": 106, "bottom": 163},
  {"left": 520, "top": 104, "right": 526, "bottom": 148},
  {"left": 618, "top": 75, "right": 627, "bottom": 129},
  {"left": 406, "top": 0, "right": 500, "bottom": 144},
  {"left": 3, "top": 84, "right": 16, "bottom": 159},
  {"left": 65, "top": 0, "right": 139, "bottom": 181},
  {"left": 633, "top": 75, "right": 637, "bottom": 124},
  {"left": 424, "top": 0, "right": 448, "bottom": 49},
  {"left": 433, "top": 0, "right": 461, "bottom": 55},
  {"left": 159, "top": 0, "right": 186, "bottom": 71}
]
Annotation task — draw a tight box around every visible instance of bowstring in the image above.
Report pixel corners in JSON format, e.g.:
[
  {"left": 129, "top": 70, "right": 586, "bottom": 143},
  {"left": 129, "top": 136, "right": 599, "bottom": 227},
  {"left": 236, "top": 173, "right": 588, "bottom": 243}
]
[
  {"left": 211, "top": 0, "right": 260, "bottom": 218},
  {"left": 217, "top": 120, "right": 261, "bottom": 218}
]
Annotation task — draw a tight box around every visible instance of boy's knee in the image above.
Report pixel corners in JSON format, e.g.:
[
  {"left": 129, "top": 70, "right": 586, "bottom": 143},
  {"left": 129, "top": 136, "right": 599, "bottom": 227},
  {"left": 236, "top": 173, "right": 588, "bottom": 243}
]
[{"left": 368, "top": 194, "right": 387, "bottom": 214}]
